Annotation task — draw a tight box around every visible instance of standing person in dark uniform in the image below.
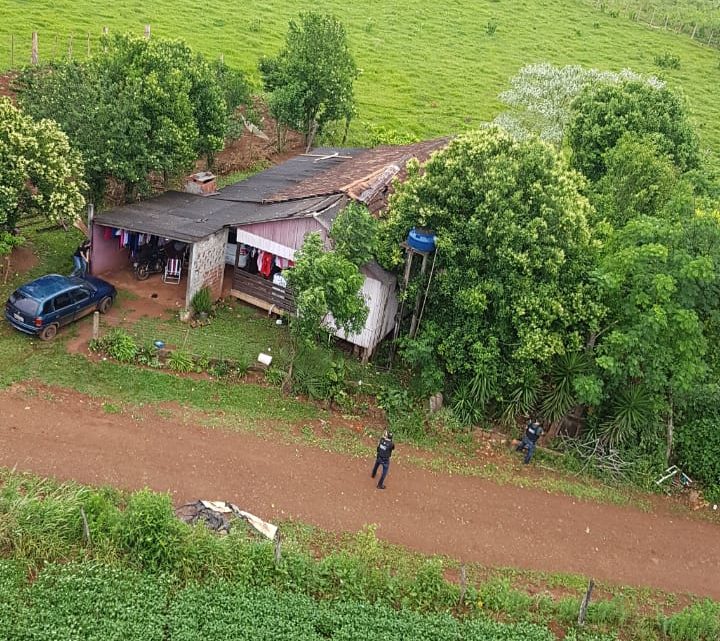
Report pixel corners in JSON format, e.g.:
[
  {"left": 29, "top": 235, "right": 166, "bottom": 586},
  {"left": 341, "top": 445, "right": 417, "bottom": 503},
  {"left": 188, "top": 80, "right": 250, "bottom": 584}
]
[
  {"left": 515, "top": 419, "right": 543, "bottom": 464},
  {"left": 72, "top": 239, "right": 91, "bottom": 276},
  {"left": 371, "top": 430, "right": 395, "bottom": 489}
]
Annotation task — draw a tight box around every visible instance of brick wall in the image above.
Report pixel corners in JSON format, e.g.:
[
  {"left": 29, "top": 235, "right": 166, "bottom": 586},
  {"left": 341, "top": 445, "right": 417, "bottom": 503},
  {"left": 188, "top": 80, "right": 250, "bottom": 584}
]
[{"left": 186, "top": 228, "right": 228, "bottom": 308}]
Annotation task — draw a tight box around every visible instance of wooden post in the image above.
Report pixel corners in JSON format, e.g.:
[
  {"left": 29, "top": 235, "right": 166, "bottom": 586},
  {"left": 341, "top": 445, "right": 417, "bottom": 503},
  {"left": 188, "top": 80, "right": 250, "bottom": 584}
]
[
  {"left": 273, "top": 531, "right": 282, "bottom": 564},
  {"left": 664, "top": 15, "right": 669, "bottom": 29},
  {"left": 219, "top": 52, "right": 224, "bottom": 64},
  {"left": 649, "top": 9, "right": 655, "bottom": 26},
  {"left": 458, "top": 565, "right": 468, "bottom": 606},
  {"left": 409, "top": 252, "right": 429, "bottom": 338},
  {"left": 144, "top": 24, "right": 151, "bottom": 39},
  {"left": 92, "top": 311, "right": 100, "bottom": 340},
  {"left": 691, "top": 24, "right": 698, "bottom": 39},
  {"left": 80, "top": 507, "right": 92, "bottom": 547},
  {"left": 31, "top": 32, "right": 38, "bottom": 65},
  {"left": 577, "top": 579, "right": 595, "bottom": 626},
  {"left": 708, "top": 30, "right": 715, "bottom": 47}
]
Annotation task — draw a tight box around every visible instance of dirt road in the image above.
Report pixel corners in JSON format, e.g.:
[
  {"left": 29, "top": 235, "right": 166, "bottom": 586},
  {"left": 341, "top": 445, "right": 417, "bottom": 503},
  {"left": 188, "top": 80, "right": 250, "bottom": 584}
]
[{"left": 1, "top": 386, "right": 717, "bottom": 598}]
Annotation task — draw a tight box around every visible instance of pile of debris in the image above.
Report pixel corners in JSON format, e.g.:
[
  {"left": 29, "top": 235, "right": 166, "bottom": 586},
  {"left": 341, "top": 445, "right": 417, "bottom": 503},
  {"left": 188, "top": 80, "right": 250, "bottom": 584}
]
[{"left": 175, "top": 500, "right": 278, "bottom": 540}]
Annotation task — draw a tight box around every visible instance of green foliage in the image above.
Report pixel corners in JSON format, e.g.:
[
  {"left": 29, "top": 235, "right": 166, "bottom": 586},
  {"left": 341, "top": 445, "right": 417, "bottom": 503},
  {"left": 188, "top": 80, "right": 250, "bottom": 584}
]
[
  {"left": 591, "top": 134, "right": 688, "bottom": 228},
  {"left": 16, "top": 34, "right": 227, "bottom": 199},
  {"left": 495, "top": 63, "right": 662, "bottom": 145},
  {"left": 0, "top": 230, "right": 22, "bottom": 257},
  {"left": 598, "top": 384, "right": 656, "bottom": 448},
  {"left": 654, "top": 51, "right": 681, "bottom": 70},
  {"left": 291, "top": 343, "right": 346, "bottom": 402},
  {"left": 259, "top": 11, "right": 358, "bottom": 149},
  {"left": 567, "top": 79, "right": 699, "bottom": 181},
  {"left": 0, "top": 97, "right": 86, "bottom": 231},
  {"left": 190, "top": 286, "right": 213, "bottom": 315},
  {"left": 167, "top": 350, "right": 194, "bottom": 373},
  {"left": 661, "top": 600, "right": 720, "bottom": 641},
  {"left": 675, "top": 417, "right": 720, "bottom": 489},
  {"left": 330, "top": 202, "right": 378, "bottom": 267},
  {"left": 285, "top": 232, "right": 368, "bottom": 342},
  {"left": 103, "top": 329, "right": 139, "bottom": 363},
  {"left": 380, "top": 127, "right": 600, "bottom": 414},
  {"left": 114, "top": 489, "right": 185, "bottom": 571}
]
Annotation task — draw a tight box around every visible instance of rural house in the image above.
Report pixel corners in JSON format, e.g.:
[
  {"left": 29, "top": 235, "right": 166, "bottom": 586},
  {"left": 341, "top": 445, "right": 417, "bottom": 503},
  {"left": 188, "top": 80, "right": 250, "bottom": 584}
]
[{"left": 90, "top": 140, "right": 447, "bottom": 360}]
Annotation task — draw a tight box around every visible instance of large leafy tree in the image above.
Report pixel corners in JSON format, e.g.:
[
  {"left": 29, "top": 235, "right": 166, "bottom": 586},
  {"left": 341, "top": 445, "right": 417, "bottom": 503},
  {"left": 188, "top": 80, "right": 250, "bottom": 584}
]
[
  {"left": 17, "top": 34, "right": 228, "bottom": 200},
  {"left": 566, "top": 79, "right": 699, "bottom": 181},
  {"left": 259, "top": 12, "right": 358, "bottom": 151},
  {"left": 285, "top": 233, "right": 368, "bottom": 343},
  {"left": 0, "top": 98, "right": 85, "bottom": 252},
  {"left": 379, "top": 127, "right": 603, "bottom": 413}
]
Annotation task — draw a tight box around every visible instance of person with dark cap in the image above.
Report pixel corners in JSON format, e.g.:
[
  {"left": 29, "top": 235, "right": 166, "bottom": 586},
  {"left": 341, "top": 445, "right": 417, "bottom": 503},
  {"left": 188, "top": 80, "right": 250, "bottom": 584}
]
[
  {"left": 371, "top": 429, "right": 395, "bottom": 489},
  {"left": 516, "top": 419, "right": 543, "bottom": 464}
]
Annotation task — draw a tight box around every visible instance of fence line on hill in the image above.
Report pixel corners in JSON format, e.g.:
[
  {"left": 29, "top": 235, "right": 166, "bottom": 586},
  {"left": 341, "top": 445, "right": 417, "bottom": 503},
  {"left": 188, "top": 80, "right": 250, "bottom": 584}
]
[{"left": 585, "top": 0, "right": 720, "bottom": 50}]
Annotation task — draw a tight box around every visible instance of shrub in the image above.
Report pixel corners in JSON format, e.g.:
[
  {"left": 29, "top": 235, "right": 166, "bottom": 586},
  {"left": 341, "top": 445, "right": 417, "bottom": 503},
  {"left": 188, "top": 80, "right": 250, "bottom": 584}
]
[
  {"left": 291, "top": 344, "right": 346, "bottom": 401},
  {"left": 114, "top": 489, "right": 186, "bottom": 572},
  {"left": 190, "top": 286, "right": 213, "bottom": 315},
  {"left": 675, "top": 417, "right": 720, "bottom": 488},
  {"left": 167, "top": 350, "right": 194, "bottom": 373},
  {"left": 104, "top": 329, "right": 138, "bottom": 363},
  {"left": 661, "top": 600, "right": 720, "bottom": 641},
  {"left": 654, "top": 51, "right": 681, "bottom": 69}
]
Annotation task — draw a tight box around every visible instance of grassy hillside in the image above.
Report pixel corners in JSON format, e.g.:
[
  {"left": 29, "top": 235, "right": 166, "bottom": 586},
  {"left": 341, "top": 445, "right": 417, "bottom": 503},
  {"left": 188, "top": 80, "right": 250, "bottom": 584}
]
[{"left": 1, "top": 0, "right": 718, "bottom": 152}]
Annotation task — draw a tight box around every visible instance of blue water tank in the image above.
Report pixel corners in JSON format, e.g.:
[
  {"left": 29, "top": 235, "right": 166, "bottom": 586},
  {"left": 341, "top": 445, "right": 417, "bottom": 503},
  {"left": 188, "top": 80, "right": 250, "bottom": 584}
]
[{"left": 407, "top": 227, "right": 436, "bottom": 253}]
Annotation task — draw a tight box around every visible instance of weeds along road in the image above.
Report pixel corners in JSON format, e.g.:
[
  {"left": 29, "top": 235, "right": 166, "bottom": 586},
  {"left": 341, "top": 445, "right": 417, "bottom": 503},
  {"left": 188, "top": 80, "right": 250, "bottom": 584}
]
[{"left": 1, "top": 386, "right": 718, "bottom": 599}]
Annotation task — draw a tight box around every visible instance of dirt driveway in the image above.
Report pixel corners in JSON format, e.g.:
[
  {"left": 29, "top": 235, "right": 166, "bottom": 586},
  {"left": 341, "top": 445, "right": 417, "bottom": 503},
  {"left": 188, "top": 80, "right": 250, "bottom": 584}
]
[{"left": 1, "top": 385, "right": 718, "bottom": 599}]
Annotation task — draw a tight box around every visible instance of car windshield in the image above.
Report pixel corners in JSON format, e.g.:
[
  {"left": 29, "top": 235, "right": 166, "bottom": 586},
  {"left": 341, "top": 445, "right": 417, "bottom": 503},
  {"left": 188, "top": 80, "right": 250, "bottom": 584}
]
[{"left": 9, "top": 291, "right": 40, "bottom": 316}]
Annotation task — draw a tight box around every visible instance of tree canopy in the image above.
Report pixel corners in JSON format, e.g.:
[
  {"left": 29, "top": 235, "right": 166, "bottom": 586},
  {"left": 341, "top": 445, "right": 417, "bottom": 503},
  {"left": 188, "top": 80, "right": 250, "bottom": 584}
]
[
  {"left": 16, "top": 34, "right": 231, "bottom": 201},
  {"left": 259, "top": 12, "right": 358, "bottom": 150},
  {"left": 566, "top": 79, "right": 700, "bottom": 181},
  {"left": 0, "top": 97, "right": 85, "bottom": 249},
  {"left": 285, "top": 233, "right": 368, "bottom": 343},
  {"left": 379, "top": 127, "right": 601, "bottom": 406}
]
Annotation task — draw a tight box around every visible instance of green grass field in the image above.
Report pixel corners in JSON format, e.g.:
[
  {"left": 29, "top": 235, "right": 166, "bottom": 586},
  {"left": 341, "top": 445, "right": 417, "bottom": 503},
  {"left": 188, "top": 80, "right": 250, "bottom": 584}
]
[{"left": 1, "top": 0, "right": 719, "bottom": 153}]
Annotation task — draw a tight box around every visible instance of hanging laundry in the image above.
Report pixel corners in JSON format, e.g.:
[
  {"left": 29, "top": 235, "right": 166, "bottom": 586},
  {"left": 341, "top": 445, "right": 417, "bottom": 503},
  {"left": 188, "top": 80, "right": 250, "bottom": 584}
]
[{"left": 260, "top": 251, "right": 273, "bottom": 278}]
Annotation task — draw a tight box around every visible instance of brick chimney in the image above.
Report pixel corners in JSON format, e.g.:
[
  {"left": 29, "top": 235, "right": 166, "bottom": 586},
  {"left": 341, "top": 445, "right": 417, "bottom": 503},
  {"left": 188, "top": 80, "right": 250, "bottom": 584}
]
[{"left": 185, "top": 171, "right": 217, "bottom": 196}]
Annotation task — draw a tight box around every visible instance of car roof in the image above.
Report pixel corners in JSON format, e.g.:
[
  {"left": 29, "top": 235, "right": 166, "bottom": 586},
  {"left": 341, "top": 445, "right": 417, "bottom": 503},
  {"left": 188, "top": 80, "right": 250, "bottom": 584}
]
[{"left": 17, "top": 274, "right": 83, "bottom": 301}]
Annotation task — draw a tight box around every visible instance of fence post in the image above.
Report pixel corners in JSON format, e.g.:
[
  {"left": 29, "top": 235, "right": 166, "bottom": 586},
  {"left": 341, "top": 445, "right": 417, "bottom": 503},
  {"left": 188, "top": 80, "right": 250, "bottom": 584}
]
[
  {"left": 80, "top": 507, "right": 92, "bottom": 547},
  {"left": 458, "top": 565, "right": 468, "bottom": 606},
  {"left": 92, "top": 311, "right": 100, "bottom": 340},
  {"left": 31, "top": 32, "right": 38, "bottom": 65},
  {"left": 708, "top": 30, "right": 715, "bottom": 47},
  {"left": 273, "top": 531, "right": 282, "bottom": 564},
  {"left": 577, "top": 579, "right": 595, "bottom": 626},
  {"left": 691, "top": 24, "right": 698, "bottom": 39},
  {"left": 144, "top": 24, "right": 151, "bottom": 39}
]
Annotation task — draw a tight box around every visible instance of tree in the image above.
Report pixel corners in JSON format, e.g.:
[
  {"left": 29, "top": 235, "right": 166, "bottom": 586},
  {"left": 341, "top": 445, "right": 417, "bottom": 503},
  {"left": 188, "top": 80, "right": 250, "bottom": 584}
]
[
  {"left": 285, "top": 233, "right": 368, "bottom": 342},
  {"left": 329, "top": 202, "right": 378, "bottom": 267},
  {"left": 566, "top": 80, "right": 699, "bottom": 181},
  {"left": 495, "top": 63, "right": 664, "bottom": 146},
  {"left": 0, "top": 98, "right": 85, "bottom": 245},
  {"left": 259, "top": 12, "right": 358, "bottom": 151},
  {"left": 591, "top": 134, "right": 692, "bottom": 229},
  {"left": 379, "top": 127, "right": 603, "bottom": 416},
  {"left": 16, "top": 34, "right": 228, "bottom": 200}
]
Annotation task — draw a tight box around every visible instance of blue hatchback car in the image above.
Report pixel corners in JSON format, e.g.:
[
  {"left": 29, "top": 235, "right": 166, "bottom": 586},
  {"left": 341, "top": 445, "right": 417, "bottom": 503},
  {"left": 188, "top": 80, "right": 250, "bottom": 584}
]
[{"left": 5, "top": 274, "right": 117, "bottom": 340}]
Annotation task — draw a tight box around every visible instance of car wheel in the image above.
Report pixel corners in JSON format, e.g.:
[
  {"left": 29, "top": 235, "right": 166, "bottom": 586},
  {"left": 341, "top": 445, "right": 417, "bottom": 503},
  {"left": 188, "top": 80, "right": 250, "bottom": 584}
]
[
  {"left": 99, "top": 296, "right": 113, "bottom": 314},
  {"left": 136, "top": 264, "right": 150, "bottom": 280},
  {"left": 39, "top": 324, "right": 58, "bottom": 341}
]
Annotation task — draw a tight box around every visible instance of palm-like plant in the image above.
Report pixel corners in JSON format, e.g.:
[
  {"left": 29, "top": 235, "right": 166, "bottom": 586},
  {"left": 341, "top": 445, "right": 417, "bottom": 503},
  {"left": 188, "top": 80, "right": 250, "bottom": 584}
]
[
  {"left": 599, "top": 383, "right": 656, "bottom": 448},
  {"left": 540, "top": 351, "right": 592, "bottom": 423}
]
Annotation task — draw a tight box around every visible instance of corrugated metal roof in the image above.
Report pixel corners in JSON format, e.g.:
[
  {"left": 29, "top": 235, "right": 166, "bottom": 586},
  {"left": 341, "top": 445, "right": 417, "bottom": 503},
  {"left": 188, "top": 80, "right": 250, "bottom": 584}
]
[{"left": 92, "top": 141, "right": 448, "bottom": 242}]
